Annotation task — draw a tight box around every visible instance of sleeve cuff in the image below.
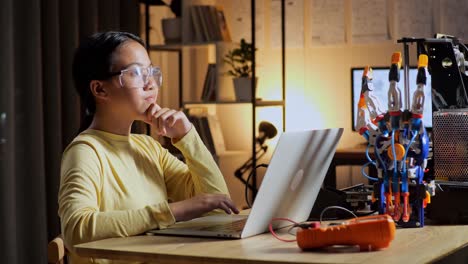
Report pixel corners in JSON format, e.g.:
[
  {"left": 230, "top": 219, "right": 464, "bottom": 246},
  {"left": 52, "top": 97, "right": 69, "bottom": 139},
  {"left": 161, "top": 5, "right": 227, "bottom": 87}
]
[
  {"left": 147, "top": 200, "right": 176, "bottom": 229},
  {"left": 172, "top": 125, "right": 201, "bottom": 151}
]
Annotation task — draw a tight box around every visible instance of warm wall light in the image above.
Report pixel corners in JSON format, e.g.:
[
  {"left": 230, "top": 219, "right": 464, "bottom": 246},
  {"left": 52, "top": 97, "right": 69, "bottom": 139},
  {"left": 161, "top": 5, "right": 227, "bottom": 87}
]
[
  {"left": 286, "top": 88, "right": 325, "bottom": 131},
  {"left": 255, "top": 50, "right": 330, "bottom": 132}
]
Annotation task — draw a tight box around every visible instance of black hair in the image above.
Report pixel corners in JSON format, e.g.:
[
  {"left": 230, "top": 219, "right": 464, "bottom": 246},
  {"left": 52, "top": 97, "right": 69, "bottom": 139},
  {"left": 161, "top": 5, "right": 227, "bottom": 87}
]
[{"left": 72, "top": 31, "right": 145, "bottom": 133}]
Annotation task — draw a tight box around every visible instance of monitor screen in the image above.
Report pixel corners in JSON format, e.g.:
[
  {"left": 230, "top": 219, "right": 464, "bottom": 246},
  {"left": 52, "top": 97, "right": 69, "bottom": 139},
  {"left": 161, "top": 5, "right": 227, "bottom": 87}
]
[{"left": 351, "top": 67, "right": 432, "bottom": 131}]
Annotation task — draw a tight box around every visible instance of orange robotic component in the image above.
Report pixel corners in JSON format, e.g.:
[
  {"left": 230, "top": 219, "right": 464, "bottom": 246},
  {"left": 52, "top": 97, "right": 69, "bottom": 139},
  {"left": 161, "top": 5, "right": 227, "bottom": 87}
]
[{"left": 296, "top": 215, "right": 396, "bottom": 251}]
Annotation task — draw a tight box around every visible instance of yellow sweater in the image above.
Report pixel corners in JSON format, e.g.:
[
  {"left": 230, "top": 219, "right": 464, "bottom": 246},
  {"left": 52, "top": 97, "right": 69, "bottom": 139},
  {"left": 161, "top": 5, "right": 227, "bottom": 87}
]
[{"left": 58, "top": 127, "right": 229, "bottom": 264}]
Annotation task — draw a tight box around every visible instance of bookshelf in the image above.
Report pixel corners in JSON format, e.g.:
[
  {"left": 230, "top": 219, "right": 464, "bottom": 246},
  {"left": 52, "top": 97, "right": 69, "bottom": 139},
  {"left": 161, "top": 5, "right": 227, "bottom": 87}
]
[{"left": 142, "top": 0, "right": 286, "bottom": 205}]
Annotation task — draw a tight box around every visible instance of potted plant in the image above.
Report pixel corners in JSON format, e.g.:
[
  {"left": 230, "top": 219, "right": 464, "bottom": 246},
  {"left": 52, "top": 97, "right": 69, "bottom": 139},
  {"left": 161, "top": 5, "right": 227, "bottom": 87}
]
[
  {"left": 224, "top": 39, "right": 257, "bottom": 102},
  {"left": 141, "top": 0, "right": 182, "bottom": 43},
  {"left": 161, "top": 0, "right": 182, "bottom": 43}
]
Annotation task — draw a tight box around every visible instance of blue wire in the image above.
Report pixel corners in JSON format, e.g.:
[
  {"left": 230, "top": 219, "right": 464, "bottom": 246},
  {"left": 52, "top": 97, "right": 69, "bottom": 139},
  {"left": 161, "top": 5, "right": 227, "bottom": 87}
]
[
  {"left": 391, "top": 129, "right": 399, "bottom": 194},
  {"left": 391, "top": 129, "right": 397, "bottom": 174},
  {"left": 401, "top": 132, "right": 417, "bottom": 195},
  {"left": 402, "top": 132, "right": 417, "bottom": 174},
  {"left": 365, "top": 143, "right": 376, "bottom": 165},
  {"left": 361, "top": 161, "right": 378, "bottom": 181},
  {"left": 374, "top": 136, "right": 387, "bottom": 175}
]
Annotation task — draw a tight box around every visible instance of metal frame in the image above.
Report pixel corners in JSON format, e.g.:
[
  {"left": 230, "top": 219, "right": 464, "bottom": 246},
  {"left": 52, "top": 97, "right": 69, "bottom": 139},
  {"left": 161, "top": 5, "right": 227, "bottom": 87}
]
[
  {"left": 250, "top": 0, "right": 286, "bottom": 199},
  {"left": 143, "top": 0, "right": 286, "bottom": 201}
]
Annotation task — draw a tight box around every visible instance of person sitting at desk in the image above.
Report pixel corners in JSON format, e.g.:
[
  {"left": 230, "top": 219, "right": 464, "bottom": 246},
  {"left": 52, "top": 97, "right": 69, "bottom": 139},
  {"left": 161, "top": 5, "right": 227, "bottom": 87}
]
[{"left": 58, "top": 31, "right": 239, "bottom": 264}]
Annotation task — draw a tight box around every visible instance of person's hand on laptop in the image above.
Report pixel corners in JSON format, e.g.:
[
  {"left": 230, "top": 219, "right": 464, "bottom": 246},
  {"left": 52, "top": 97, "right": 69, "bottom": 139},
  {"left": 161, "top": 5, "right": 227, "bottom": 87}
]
[{"left": 169, "top": 194, "right": 239, "bottom": 222}]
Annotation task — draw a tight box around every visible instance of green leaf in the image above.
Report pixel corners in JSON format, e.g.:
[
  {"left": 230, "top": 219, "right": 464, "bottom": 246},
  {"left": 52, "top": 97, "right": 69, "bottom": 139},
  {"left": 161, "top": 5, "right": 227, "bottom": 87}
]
[{"left": 223, "top": 38, "right": 255, "bottom": 77}]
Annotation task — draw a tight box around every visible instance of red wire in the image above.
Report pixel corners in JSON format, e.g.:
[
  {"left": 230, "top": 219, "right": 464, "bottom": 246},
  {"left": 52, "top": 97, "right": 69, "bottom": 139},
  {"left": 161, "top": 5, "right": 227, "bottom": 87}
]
[{"left": 268, "top": 217, "right": 298, "bottom": 242}]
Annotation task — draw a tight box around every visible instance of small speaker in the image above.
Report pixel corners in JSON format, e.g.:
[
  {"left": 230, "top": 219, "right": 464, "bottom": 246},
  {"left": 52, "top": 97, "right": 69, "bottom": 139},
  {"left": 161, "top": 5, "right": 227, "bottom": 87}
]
[{"left": 433, "top": 109, "right": 468, "bottom": 182}]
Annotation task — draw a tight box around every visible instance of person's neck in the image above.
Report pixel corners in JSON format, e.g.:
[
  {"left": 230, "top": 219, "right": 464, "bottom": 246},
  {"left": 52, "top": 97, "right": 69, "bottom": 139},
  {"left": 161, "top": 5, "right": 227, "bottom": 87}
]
[{"left": 88, "top": 110, "right": 133, "bottom": 136}]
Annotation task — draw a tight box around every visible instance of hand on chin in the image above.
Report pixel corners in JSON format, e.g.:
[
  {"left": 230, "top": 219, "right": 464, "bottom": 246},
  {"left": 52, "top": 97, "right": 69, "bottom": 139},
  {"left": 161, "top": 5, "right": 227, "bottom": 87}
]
[
  {"left": 143, "top": 103, "right": 168, "bottom": 136},
  {"left": 142, "top": 103, "right": 160, "bottom": 125},
  {"left": 143, "top": 103, "right": 191, "bottom": 140}
]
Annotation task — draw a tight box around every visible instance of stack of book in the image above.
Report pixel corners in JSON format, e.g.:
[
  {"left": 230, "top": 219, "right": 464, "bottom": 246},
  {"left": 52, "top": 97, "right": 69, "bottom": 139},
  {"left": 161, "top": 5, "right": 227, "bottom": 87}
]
[{"left": 189, "top": 5, "right": 231, "bottom": 43}]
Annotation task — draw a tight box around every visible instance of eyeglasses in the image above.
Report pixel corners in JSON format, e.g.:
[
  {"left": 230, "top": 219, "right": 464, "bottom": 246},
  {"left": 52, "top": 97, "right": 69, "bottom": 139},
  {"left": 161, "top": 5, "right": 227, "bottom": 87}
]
[{"left": 108, "top": 65, "right": 163, "bottom": 89}]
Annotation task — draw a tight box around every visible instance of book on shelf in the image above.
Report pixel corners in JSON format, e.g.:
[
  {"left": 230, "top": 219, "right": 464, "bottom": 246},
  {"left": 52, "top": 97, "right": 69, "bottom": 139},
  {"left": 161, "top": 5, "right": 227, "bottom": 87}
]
[
  {"left": 189, "top": 6, "right": 205, "bottom": 43},
  {"left": 215, "top": 5, "right": 231, "bottom": 42},
  {"left": 201, "top": 5, "right": 218, "bottom": 41},
  {"left": 195, "top": 5, "right": 211, "bottom": 41},
  {"left": 186, "top": 113, "right": 215, "bottom": 157},
  {"left": 200, "top": 64, "right": 212, "bottom": 100},
  {"left": 200, "top": 64, "right": 217, "bottom": 101},
  {"left": 188, "top": 4, "right": 232, "bottom": 42},
  {"left": 185, "top": 107, "right": 226, "bottom": 157},
  {"left": 205, "top": 6, "right": 222, "bottom": 41},
  {"left": 199, "top": 116, "right": 216, "bottom": 155},
  {"left": 206, "top": 113, "right": 226, "bottom": 154},
  {"left": 207, "top": 64, "right": 217, "bottom": 101}
]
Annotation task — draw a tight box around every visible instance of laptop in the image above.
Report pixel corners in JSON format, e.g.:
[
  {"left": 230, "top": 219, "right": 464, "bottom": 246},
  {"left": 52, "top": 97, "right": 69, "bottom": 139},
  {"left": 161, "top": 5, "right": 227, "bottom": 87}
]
[{"left": 147, "top": 128, "right": 343, "bottom": 239}]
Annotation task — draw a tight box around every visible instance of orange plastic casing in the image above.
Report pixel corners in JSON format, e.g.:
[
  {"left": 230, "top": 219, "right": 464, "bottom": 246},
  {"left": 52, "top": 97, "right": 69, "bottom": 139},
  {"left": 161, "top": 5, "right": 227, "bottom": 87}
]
[{"left": 296, "top": 214, "right": 396, "bottom": 251}]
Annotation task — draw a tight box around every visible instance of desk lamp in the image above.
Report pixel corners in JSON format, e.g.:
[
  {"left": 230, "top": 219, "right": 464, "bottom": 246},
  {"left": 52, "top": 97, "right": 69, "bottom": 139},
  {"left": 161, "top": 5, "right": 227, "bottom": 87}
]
[{"left": 234, "top": 121, "right": 277, "bottom": 194}]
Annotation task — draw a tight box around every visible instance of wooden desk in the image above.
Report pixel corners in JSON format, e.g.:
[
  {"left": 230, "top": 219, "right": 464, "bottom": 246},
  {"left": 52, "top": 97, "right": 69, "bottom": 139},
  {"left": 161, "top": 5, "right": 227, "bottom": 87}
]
[
  {"left": 75, "top": 225, "right": 468, "bottom": 264},
  {"left": 324, "top": 145, "right": 376, "bottom": 188}
]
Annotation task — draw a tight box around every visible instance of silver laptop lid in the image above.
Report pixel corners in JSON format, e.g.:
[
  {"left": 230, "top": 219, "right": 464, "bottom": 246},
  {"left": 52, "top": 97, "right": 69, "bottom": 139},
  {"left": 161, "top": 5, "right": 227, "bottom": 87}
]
[{"left": 241, "top": 128, "right": 343, "bottom": 238}]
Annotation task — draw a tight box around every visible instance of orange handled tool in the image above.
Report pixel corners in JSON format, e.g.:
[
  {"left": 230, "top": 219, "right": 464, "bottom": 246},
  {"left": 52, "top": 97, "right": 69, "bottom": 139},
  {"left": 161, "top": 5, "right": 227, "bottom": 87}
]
[{"left": 296, "top": 215, "right": 396, "bottom": 251}]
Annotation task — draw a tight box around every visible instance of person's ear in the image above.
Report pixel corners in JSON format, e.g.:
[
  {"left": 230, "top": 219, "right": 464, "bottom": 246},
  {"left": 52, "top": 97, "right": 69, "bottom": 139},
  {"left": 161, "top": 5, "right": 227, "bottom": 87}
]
[{"left": 90, "top": 80, "right": 109, "bottom": 101}]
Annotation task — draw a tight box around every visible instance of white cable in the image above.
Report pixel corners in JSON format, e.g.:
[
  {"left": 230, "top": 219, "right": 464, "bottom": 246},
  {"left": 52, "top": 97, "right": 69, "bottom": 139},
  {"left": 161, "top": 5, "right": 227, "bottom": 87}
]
[{"left": 319, "top": 206, "right": 358, "bottom": 223}]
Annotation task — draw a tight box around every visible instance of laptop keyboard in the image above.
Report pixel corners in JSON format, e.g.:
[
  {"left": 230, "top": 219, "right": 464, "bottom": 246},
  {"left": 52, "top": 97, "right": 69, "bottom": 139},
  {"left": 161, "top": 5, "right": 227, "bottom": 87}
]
[{"left": 198, "top": 218, "right": 247, "bottom": 233}]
